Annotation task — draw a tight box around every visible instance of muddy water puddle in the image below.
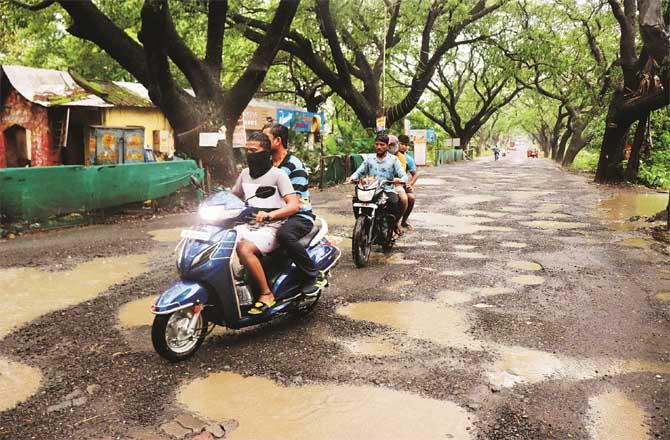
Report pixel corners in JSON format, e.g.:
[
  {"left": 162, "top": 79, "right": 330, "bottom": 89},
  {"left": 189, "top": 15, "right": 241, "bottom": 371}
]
[
  {"left": 500, "top": 241, "right": 528, "bottom": 249},
  {"left": 317, "top": 212, "right": 356, "bottom": 227},
  {"left": 510, "top": 275, "right": 545, "bottom": 286},
  {"left": 118, "top": 296, "right": 156, "bottom": 328},
  {"left": 451, "top": 251, "right": 488, "bottom": 259},
  {"left": 520, "top": 220, "right": 590, "bottom": 230},
  {"left": 439, "top": 270, "right": 466, "bottom": 276},
  {"left": 453, "top": 244, "right": 477, "bottom": 250},
  {"left": 339, "top": 337, "right": 400, "bottom": 357},
  {"left": 337, "top": 301, "right": 481, "bottom": 349},
  {"left": 588, "top": 389, "right": 649, "bottom": 440},
  {"left": 0, "top": 254, "right": 150, "bottom": 338},
  {"left": 446, "top": 194, "right": 500, "bottom": 206},
  {"left": 415, "top": 178, "right": 448, "bottom": 186},
  {"left": 616, "top": 238, "right": 651, "bottom": 249},
  {"left": 148, "top": 227, "right": 183, "bottom": 242},
  {"left": 178, "top": 372, "right": 475, "bottom": 440},
  {"left": 655, "top": 292, "right": 670, "bottom": 302},
  {"left": 598, "top": 191, "right": 667, "bottom": 231},
  {"left": 507, "top": 261, "right": 543, "bottom": 271},
  {"left": 0, "top": 358, "right": 42, "bottom": 412}
]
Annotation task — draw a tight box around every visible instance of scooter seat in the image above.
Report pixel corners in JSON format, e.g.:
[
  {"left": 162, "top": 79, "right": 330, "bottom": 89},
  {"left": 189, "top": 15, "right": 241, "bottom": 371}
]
[{"left": 297, "top": 218, "right": 323, "bottom": 248}]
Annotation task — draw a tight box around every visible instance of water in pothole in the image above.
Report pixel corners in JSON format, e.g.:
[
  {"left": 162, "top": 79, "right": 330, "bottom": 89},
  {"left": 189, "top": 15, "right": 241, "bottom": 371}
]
[
  {"left": 615, "top": 238, "right": 651, "bottom": 248},
  {"left": 0, "top": 254, "right": 150, "bottom": 338},
  {"left": 453, "top": 244, "right": 477, "bottom": 250},
  {"left": 451, "top": 251, "right": 488, "bottom": 259},
  {"left": 446, "top": 194, "right": 500, "bottom": 205},
  {"left": 415, "top": 178, "right": 448, "bottom": 186},
  {"left": 507, "top": 261, "right": 543, "bottom": 271},
  {"left": 520, "top": 221, "right": 590, "bottom": 230},
  {"left": 439, "top": 270, "right": 466, "bottom": 276},
  {"left": 148, "top": 227, "right": 182, "bottom": 242},
  {"left": 598, "top": 192, "right": 667, "bottom": 231},
  {"left": 500, "top": 241, "right": 528, "bottom": 249},
  {"left": 178, "top": 372, "right": 474, "bottom": 440},
  {"left": 587, "top": 389, "right": 649, "bottom": 440},
  {"left": 316, "top": 212, "right": 356, "bottom": 227},
  {"left": 337, "top": 301, "right": 482, "bottom": 350},
  {"left": 510, "top": 275, "right": 545, "bottom": 286},
  {"left": 0, "top": 358, "right": 42, "bottom": 412},
  {"left": 655, "top": 292, "right": 670, "bottom": 302},
  {"left": 457, "top": 210, "right": 507, "bottom": 218},
  {"left": 508, "top": 191, "right": 554, "bottom": 202}
]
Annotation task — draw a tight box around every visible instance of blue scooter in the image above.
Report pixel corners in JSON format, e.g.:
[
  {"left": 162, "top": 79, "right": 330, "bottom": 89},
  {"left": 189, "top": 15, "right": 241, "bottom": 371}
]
[{"left": 151, "top": 182, "right": 341, "bottom": 362}]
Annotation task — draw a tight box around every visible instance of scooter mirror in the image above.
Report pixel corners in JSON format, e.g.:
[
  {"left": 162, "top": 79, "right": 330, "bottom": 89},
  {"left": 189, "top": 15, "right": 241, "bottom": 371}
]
[{"left": 254, "top": 186, "right": 276, "bottom": 199}]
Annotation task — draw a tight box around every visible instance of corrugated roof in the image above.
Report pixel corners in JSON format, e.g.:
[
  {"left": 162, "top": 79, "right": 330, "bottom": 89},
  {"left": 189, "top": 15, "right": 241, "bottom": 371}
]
[
  {"left": 1, "top": 65, "right": 111, "bottom": 107},
  {"left": 1, "top": 65, "right": 306, "bottom": 112}
]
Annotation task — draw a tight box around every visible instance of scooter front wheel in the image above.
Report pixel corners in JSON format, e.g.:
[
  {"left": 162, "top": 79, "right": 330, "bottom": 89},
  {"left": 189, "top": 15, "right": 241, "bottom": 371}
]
[
  {"left": 152, "top": 308, "right": 208, "bottom": 362},
  {"left": 352, "top": 216, "right": 371, "bottom": 268}
]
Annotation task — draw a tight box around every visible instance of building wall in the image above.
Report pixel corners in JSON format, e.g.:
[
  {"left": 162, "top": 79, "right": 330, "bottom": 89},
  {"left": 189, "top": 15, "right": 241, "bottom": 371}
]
[
  {"left": 102, "top": 107, "right": 174, "bottom": 153},
  {"left": 0, "top": 89, "right": 57, "bottom": 168}
]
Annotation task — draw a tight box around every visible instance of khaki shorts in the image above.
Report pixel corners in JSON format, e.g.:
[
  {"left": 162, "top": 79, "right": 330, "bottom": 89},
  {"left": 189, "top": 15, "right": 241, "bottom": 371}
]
[
  {"left": 235, "top": 224, "right": 280, "bottom": 255},
  {"left": 395, "top": 184, "right": 407, "bottom": 197}
]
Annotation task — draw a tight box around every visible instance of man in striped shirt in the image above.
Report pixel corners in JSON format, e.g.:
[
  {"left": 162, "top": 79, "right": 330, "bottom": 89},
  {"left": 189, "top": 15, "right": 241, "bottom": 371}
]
[{"left": 263, "top": 124, "right": 325, "bottom": 295}]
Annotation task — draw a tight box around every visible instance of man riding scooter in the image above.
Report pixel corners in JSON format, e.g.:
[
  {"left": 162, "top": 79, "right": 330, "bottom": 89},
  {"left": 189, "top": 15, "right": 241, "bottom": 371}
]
[
  {"left": 231, "top": 132, "right": 301, "bottom": 315},
  {"left": 347, "top": 134, "right": 407, "bottom": 237}
]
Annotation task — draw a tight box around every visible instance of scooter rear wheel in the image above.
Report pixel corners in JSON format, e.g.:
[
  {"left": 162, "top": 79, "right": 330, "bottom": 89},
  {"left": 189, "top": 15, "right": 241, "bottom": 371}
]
[
  {"left": 152, "top": 309, "right": 208, "bottom": 362},
  {"left": 352, "top": 216, "right": 371, "bottom": 268}
]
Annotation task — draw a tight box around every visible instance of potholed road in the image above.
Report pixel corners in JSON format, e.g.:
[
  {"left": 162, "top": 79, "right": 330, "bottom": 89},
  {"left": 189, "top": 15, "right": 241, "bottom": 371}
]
[{"left": 1, "top": 150, "right": 669, "bottom": 439}]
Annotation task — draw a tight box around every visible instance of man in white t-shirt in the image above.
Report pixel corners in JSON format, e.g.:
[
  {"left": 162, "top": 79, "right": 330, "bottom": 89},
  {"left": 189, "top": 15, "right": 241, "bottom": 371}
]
[{"left": 231, "top": 132, "right": 301, "bottom": 315}]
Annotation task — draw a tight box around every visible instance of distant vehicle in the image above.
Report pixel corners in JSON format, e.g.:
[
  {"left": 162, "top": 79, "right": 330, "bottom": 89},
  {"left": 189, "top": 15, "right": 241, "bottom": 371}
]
[{"left": 527, "top": 147, "right": 538, "bottom": 158}]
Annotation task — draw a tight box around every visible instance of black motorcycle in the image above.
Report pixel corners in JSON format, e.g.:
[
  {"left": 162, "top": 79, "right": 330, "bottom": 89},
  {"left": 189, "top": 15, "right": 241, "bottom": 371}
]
[{"left": 351, "top": 177, "right": 396, "bottom": 267}]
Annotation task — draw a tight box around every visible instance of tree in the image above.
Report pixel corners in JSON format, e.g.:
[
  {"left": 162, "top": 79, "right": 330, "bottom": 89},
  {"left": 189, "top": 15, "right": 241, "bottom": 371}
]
[
  {"left": 234, "top": 0, "right": 505, "bottom": 129},
  {"left": 595, "top": 0, "right": 670, "bottom": 182},
  {"left": 7, "top": 0, "right": 300, "bottom": 183},
  {"left": 415, "top": 43, "right": 524, "bottom": 151}
]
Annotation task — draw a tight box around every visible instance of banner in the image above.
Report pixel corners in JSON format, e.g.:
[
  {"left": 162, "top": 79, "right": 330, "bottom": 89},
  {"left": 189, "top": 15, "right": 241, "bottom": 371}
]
[{"left": 277, "top": 109, "right": 325, "bottom": 133}]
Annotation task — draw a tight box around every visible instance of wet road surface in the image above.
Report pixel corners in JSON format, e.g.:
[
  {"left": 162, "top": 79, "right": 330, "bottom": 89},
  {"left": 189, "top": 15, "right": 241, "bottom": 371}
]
[{"left": 1, "top": 150, "right": 669, "bottom": 439}]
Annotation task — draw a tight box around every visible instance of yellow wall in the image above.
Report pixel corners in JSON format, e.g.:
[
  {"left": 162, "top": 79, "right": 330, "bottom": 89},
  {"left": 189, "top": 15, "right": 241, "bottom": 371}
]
[{"left": 102, "top": 108, "right": 174, "bottom": 153}]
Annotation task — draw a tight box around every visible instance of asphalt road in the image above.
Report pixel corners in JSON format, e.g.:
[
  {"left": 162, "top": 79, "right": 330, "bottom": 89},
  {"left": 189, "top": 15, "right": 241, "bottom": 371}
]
[{"left": 1, "top": 150, "right": 669, "bottom": 440}]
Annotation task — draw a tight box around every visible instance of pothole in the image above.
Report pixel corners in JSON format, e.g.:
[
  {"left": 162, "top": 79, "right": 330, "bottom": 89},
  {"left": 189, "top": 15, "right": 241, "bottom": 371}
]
[
  {"left": 500, "top": 242, "right": 528, "bottom": 249},
  {"left": 0, "top": 358, "right": 42, "bottom": 412},
  {"left": 178, "top": 372, "right": 475, "bottom": 440},
  {"left": 520, "top": 221, "right": 590, "bottom": 230},
  {"left": 453, "top": 244, "right": 477, "bottom": 250},
  {"left": 507, "top": 261, "right": 543, "bottom": 271},
  {"left": 587, "top": 389, "right": 649, "bottom": 440},
  {"left": 451, "top": 251, "right": 487, "bottom": 259},
  {"left": 148, "top": 227, "right": 182, "bottom": 242},
  {"left": 509, "top": 275, "right": 545, "bottom": 286},
  {"left": 0, "top": 254, "right": 151, "bottom": 338},
  {"left": 655, "top": 292, "right": 670, "bottom": 302},
  {"left": 439, "top": 270, "right": 466, "bottom": 276},
  {"left": 615, "top": 238, "right": 650, "bottom": 249}
]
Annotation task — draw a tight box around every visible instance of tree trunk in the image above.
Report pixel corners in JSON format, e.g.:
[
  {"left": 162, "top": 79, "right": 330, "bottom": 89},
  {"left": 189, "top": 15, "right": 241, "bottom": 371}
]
[
  {"left": 624, "top": 113, "right": 649, "bottom": 181},
  {"left": 595, "top": 91, "right": 633, "bottom": 182},
  {"left": 561, "top": 120, "right": 588, "bottom": 166}
]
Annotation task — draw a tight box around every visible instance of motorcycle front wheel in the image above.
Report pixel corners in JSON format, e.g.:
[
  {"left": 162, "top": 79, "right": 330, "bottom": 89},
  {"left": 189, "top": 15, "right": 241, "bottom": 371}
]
[
  {"left": 152, "top": 308, "right": 208, "bottom": 362},
  {"left": 352, "top": 216, "right": 372, "bottom": 268}
]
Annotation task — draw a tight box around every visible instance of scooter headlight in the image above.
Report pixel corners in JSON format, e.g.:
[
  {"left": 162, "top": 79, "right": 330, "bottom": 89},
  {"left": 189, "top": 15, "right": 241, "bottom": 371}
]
[
  {"left": 356, "top": 187, "right": 375, "bottom": 202},
  {"left": 199, "top": 205, "right": 242, "bottom": 223}
]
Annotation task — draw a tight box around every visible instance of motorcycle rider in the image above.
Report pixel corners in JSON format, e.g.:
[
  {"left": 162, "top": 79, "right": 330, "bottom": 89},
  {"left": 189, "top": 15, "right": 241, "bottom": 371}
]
[
  {"left": 387, "top": 135, "right": 409, "bottom": 234},
  {"left": 232, "top": 132, "right": 301, "bottom": 315},
  {"left": 397, "top": 134, "right": 419, "bottom": 230},
  {"left": 263, "top": 123, "right": 326, "bottom": 295},
  {"left": 347, "top": 134, "right": 407, "bottom": 235}
]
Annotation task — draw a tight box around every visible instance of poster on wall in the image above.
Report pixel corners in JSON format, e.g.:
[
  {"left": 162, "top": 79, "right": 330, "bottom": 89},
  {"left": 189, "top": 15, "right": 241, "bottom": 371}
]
[
  {"left": 276, "top": 109, "right": 325, "bottom": 133},
  {"left": 232, "top": 116, "right": 247, "bottom": 148},
  {"left": 375, "top": 116, "right": 386, "bottom": 132}
]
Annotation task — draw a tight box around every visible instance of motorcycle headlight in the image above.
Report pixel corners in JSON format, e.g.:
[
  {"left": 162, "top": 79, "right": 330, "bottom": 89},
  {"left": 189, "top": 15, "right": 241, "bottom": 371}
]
[
  {"left": 199, "top": 205, "right": 242, "bottom": 223},
  {"left": 356, "top": 188, "right": 375, "bottom": 202}
]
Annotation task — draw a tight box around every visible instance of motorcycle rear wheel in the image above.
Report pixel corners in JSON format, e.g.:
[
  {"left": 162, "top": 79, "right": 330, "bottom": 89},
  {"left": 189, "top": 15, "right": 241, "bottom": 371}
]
[
  {"left": 352, "top": 216, "right": 371, "bottom": 268},
  {"left": 152, "top": 309, "right": 208, "bottom": 362}
]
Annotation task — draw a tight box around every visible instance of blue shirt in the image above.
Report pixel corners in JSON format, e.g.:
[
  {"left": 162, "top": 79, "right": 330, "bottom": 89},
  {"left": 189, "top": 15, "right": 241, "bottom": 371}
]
[
  {"left": 278, "top": 153, "right": 313, "bottom": 218},
  {"left": 350, "top": 153, "right": 407, "bottom": 192},
  {"left": 405, "top": 153, "right": 416, "bottom": 174}
]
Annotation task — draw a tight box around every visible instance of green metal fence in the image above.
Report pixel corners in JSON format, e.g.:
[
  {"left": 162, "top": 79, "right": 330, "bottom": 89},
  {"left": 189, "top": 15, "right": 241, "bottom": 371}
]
[{"left": 0, "top": 161, "right": 204, "bottom": 222}]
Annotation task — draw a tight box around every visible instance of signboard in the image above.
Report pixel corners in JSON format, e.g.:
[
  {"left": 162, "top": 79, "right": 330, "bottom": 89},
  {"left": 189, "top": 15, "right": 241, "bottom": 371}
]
[
  {"left": 199, "top": 132, "right": 220, "bottom": 147},
  {"left": 426, "top": 129, "right": 437, "bottom": 144},
  {"left": 444, "top": 138, "right": 460, "bottom": 148},
  {"left": 277, "top": 109, "right": 325, "bottom": 133},
  {"left": 409, "top": 129, "right": 427, "bottom": 166},
  {"left": 232, "top": 116, "right": 247, "bottom": 148},
  {"left": 244, "top": 105, "right": 276, "bottom": 130},
  {"left": 376, "top": 116, "right": 386, "bottom": 132}
]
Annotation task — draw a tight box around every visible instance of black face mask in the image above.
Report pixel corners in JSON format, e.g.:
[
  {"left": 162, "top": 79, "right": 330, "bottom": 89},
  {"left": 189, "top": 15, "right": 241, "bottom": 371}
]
[{"left": 246, "top": 150, "right": 273, "bottom": 178}]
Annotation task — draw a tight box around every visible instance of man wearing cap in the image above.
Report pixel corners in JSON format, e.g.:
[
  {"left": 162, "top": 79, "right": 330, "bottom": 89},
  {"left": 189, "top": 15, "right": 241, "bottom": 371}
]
[{"left": 347, "top": 134, "right": 407, "bottom": 235}]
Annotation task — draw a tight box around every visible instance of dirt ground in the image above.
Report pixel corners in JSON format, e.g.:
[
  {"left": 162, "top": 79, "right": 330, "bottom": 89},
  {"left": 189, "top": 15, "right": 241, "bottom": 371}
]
[{"left": 1, "top": 150, "right": 669, "bottom": 440}]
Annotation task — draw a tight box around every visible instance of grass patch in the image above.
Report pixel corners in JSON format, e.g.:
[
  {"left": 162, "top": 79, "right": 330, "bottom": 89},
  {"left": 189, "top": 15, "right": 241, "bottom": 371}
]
[{"left": 567, "top": 149, "right": 599, "bottom": 172}]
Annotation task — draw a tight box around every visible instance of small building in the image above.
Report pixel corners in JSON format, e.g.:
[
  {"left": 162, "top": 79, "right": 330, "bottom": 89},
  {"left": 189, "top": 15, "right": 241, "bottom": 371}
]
[{"left": 0, "top": 65, "right": 305, "bottom": 169}]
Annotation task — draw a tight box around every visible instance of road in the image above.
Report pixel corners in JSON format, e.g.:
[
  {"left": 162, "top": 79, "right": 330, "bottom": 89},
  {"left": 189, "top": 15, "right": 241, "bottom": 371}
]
[{"left": 1, "top": 150, "right": 669, "bottom": 440}]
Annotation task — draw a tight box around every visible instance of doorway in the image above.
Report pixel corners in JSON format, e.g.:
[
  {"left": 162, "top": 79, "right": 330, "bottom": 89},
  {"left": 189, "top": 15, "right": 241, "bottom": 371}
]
[{"left": 3, "top": 125, "right": 30, "bottom": 167}]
